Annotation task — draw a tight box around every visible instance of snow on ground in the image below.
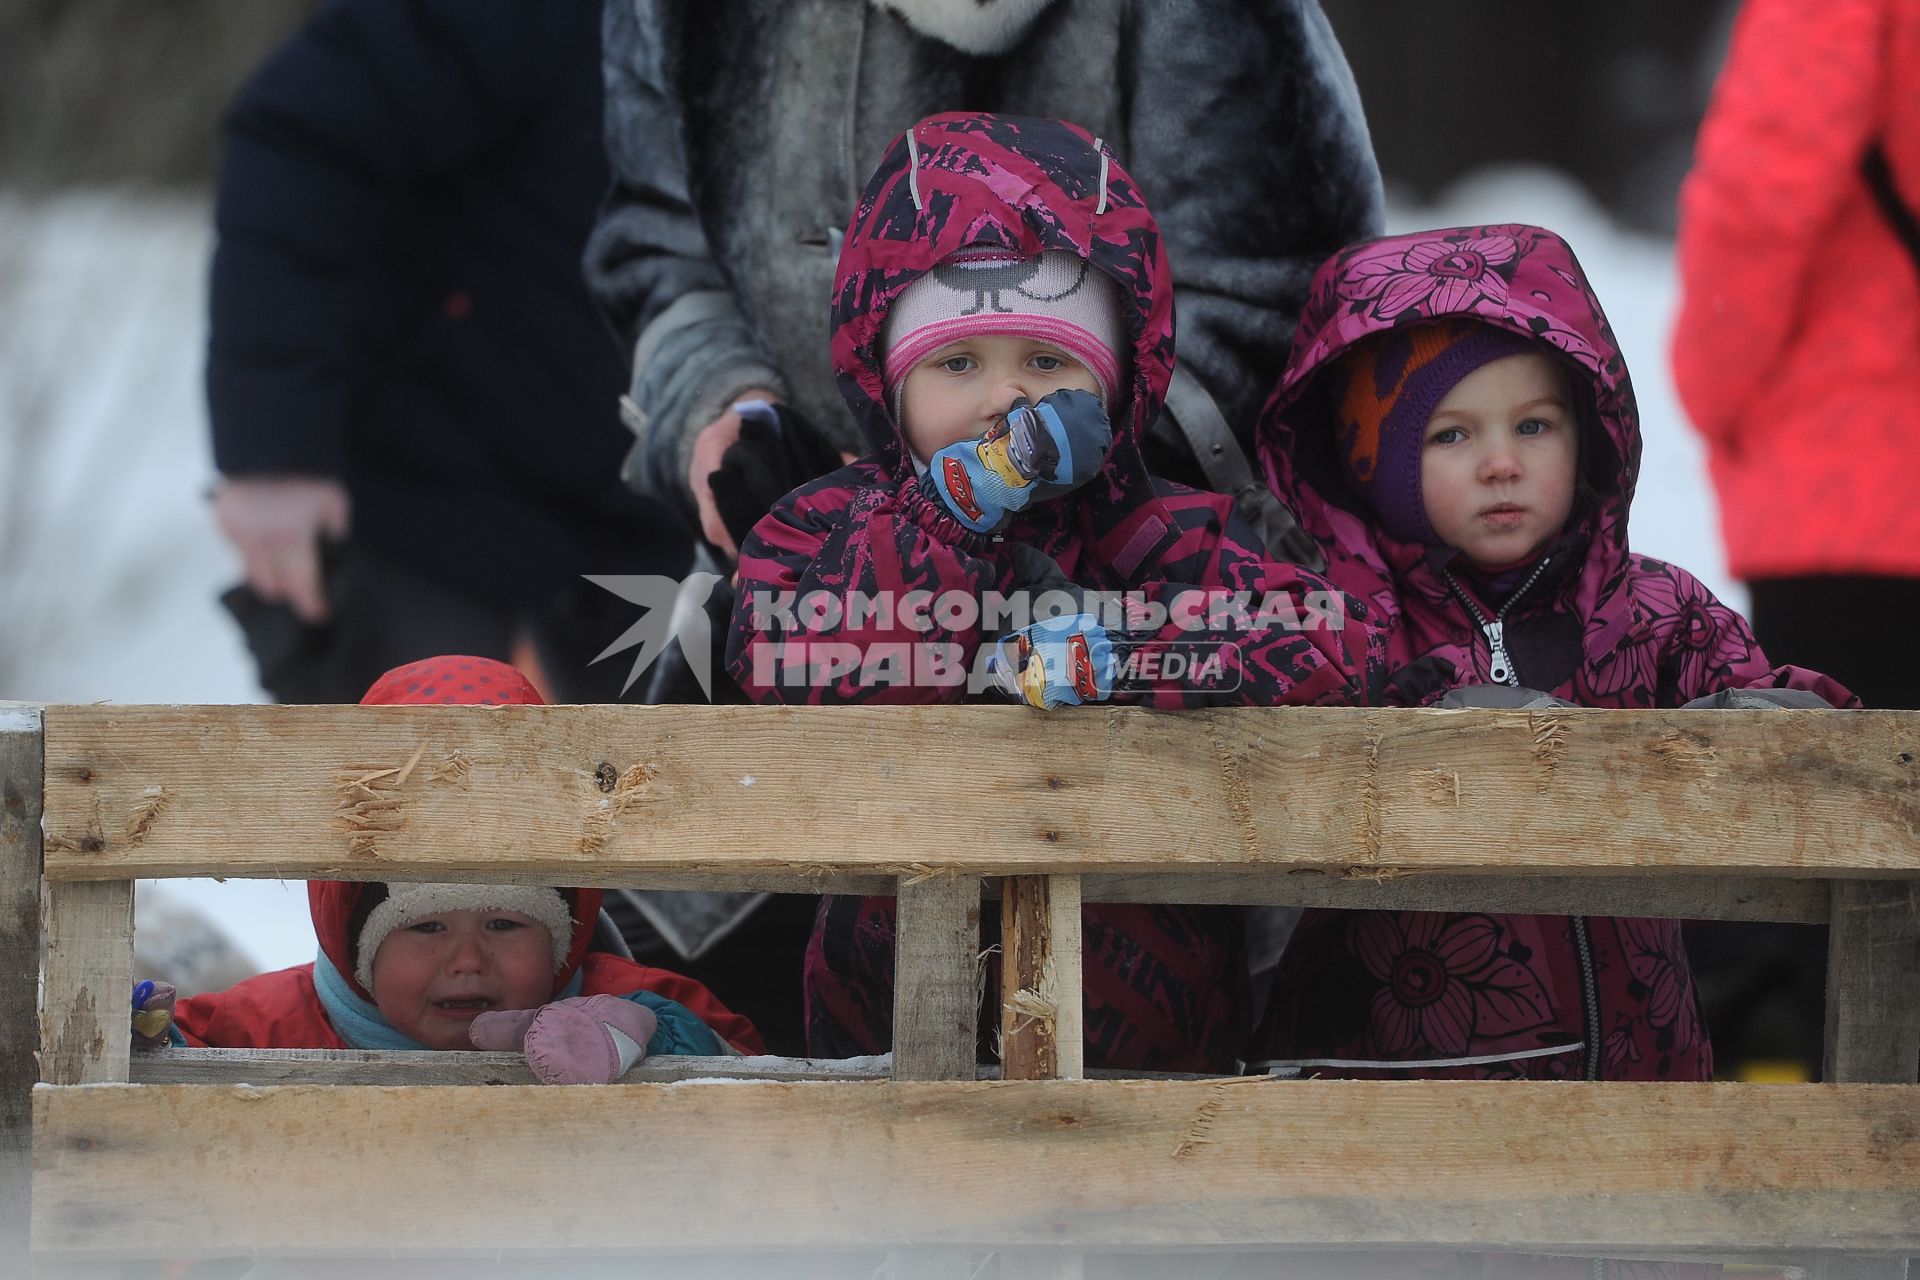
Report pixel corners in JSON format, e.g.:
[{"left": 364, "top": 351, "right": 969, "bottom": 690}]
[
  {"left": 0, "top": 188, "right": 304, "bottom": 977},
  {"left": 0, "top": 174, "right": 1738, "bottom": 980}
]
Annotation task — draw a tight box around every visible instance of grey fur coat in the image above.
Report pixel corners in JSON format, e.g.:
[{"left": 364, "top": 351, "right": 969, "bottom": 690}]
[{"left": 586, "top": 0, "right": 1382, "bottom": 545}]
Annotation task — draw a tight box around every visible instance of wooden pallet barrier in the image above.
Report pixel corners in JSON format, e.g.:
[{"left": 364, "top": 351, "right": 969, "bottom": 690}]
[{"left": 2, "top": 703, "right": 1916, "bottom": 1275}]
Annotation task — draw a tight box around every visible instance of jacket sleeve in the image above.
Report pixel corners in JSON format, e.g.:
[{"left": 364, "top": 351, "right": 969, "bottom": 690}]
[
  {"left": 1671, "top": 0, "right": 1885, "bottom": 449},
  {"left": 1647, "top": 563, "right": 1861, "bottom": 707},
  {"left": 726, "top": 467, "right": 1012, "bottom": 704},
  {"left": 1125, "top": 0, "right": 1384, "bottom": 445},
  {"left": 206, "top": 0, "right": 578, "bottom": 478},
  {"left": 583, "top": 0, "right": 786, "bottom": 511},
  {"left": 1085, "top": 491, "right": 1387, "bottom": 708}
]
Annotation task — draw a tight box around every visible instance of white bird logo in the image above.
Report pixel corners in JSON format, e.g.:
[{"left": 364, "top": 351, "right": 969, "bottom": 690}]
[{"left": 583, "top": 572, "right": 724, "bottom": 698}]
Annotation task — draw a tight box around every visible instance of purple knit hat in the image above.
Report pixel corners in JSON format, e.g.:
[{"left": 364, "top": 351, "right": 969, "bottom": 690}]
[{"left": 1334, "top": 319, "right": 1542, "bottom": 545}]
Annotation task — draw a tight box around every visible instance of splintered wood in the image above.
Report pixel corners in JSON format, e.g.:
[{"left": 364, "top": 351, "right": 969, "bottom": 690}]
[
  {"left": 1000, "top": 875, "right": 1082, "bottom": 1080},
  {"left": 34, "top": 705, "right": 1920, "bottom": 881},
  {"left": 335, "top": 743, "right": 426, "bottom": 859},
  {"left": 41, "top": 706, "right": 1920, "bottom": 886},
  {"left": 580, "top": 761, "right": 657, "bottom": 854}
]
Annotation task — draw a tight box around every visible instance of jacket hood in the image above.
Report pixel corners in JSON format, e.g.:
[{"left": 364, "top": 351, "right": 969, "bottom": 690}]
[
  {"left": 310, "top": 655, "right": 597, "bottom": 1003},
  {"left": 1257, "top": 225, "right": 1640, "bottom": 669},
  {"left": 1263, "top": 223, "right": 1637, "bottom": 563},
  {"left": 831, "top": 112, "right": 1174, "bottom": 490},
  {"left": 309, "top": 881, "right": 602, "bottom": 1005}
]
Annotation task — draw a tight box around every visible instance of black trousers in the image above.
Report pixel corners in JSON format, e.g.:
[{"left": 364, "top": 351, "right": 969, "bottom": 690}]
[
  {"left": 1747, "top": 574, "right": 1920, "bottom": 711},
  {"left": 1686, "top": 574, "right": 1918, "bottom": 1078}
]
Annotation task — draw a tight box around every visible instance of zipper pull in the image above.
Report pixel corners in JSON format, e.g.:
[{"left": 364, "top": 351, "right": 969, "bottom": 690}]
[{"left": 1484, "top": 620, "right": 1516, "bottom": 686}]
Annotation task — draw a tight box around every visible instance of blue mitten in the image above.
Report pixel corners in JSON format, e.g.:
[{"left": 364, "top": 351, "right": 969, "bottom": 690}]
[
  {"left": 927, "top": 389, "right": 1112, "bottom": 533},
  {"left": 989, "top": 614, "right": 1117, "bottom": 710}
]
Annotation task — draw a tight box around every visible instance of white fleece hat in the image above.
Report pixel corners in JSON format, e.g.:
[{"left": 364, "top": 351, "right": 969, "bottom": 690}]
[
  {"left": 353, "top": 883, "right": 576, "bottom": 992},
  {"left": 881, "top": 247, "right": 1127, "bottom": 413}
]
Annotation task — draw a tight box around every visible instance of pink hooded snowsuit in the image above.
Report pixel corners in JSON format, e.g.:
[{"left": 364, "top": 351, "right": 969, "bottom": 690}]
[
  {"left": 1251, "top": 224, "right": 1856, "bottom": 1082},
  {"left": 725, "top": 111, "right": 1384, "bottom": 711},
  {"left": 724, "top": 113, "right": 1387, "bottom": 1070}
]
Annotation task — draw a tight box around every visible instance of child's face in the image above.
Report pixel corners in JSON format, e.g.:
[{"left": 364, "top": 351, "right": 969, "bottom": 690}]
[
  {"left": 370, "top": 908, "right": 556, "bottom": 1050},
  {"left": 1420, "top": 352, "right": 1579, "bottom": 569},
  {"left": 898, "top": 334, "right": 1103, "bottom": 462}
]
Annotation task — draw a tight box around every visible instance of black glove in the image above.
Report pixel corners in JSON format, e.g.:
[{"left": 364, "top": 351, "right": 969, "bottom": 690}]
[{"left": 708, "top": 401, "right": 846, "bottom": 551}]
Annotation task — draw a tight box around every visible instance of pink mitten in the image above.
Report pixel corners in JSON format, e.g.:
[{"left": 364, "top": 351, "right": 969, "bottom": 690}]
[
  {"left": 519, "top": 995, "right": 660, "bottom": 1085},
  {"left": 467, "top": 1006, "right": 542, "bottom": 1052}
]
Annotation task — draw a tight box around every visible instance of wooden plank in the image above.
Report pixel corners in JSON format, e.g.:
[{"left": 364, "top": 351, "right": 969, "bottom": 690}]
[
  {"left": 38, "top": 880, "right": 132, "bottom": 1086},
  {"left": 893, "top": 875, "right": 982, "bottom": 1081},
  {"left": 39, "top": 705, "right": 1920, "bottom": 881},
  {"left": 126, "top": 1048, "right": 1212, "bottom": 1087},
  {"left": 1048, "top": 877, "right": 1083, "bottom": 1081},
  {"left": 33, "top": 1081, "right": 1920, "bottom": 1258},
  {"left": 404, "top": 870, "right": 1839, "bottom": 923},
  {"left": 1825, "top": 880, "right": 1920, "bottom": 1084},
  {"left": 879, "top": 1250, "right": 977, "bottom": 1279},
  {"left": 128, "top": 1047, "right": 892, "bottom": 1086},
  {"left": 0, "top": 705, "right": 41, "bottom": 1269},
  {"left": 1000, "top": 878, "right": 1051, "bottom": 1079},
  {"left": 1810, "top": 1254, "right": 1910, "bottom": 1280},
  {"left": 1000, "top": 1254, "right": 1085, "bottom": 1280},
  {"left": 1083, "top": 871, "right": 1833, "bottom": 923}
]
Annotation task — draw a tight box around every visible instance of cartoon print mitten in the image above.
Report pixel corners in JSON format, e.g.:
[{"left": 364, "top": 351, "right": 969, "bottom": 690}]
[
  {"left": 989, "top": 614, "right": 1117, "bottom": 710},
  {"left": 927, "top": 388, "right": 1112, "bottom": 533},
  {"left": 470, "top": 994, "right": 660, "bottom": 1085},
  {"left": 130, "top": 980, "right": 176, "bottom": 1050}
]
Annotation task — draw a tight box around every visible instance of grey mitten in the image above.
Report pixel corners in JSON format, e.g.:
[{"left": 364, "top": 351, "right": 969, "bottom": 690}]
[
  {"left": 1680, "top": 688, "right": 1835, "bottom": 710},
  {"left": 1436, "top": 684, "right": 1578, "bottom": 711}
]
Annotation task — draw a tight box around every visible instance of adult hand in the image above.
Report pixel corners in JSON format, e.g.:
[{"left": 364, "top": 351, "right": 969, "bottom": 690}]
[
  {"left": 687, "top": 388, "right": 781, "bottom": 558},
  {"left": 212, "top": 476, "right": 350, "bottom": 624}
]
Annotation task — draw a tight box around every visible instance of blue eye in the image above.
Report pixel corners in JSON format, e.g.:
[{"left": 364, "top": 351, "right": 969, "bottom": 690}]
[
  {"left": 1516, "top": 418, "right": 1550, "bottom": 436},
  {"left": 1031, "top": 353, "right": 1065, "bottom": 373},
  {"left": 1428, "top": 427, "right": 1464, "bottom": 447},
  {"left": 937, "top": 355, "right": 975, "bottom": 374}
]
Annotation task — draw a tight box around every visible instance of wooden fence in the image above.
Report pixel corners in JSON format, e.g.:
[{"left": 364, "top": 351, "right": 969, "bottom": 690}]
[{"left": 3, "top": 703, "right": 1917, "bottom": 1276}]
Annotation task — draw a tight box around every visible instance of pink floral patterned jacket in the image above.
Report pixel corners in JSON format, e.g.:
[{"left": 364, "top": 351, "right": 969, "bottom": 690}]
[{"left": 1250, "top": 224, "right": 1856, "bottom": 1081}]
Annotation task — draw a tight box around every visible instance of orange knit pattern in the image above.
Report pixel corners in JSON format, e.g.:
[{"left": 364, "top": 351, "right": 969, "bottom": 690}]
[{"left": 1337, "top": 320, "right": 1480, "bottom": 482}]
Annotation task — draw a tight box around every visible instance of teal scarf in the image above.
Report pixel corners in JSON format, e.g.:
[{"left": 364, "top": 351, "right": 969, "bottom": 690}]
[{"left": 312, "top": 951, "right": 583, "bottom": 1050}]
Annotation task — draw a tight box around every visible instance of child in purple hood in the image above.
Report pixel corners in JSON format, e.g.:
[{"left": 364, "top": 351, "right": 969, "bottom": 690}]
[
  {"left": 1251, "top": 224, "right": 1856, "bottom": 1083},
  {"left": 723, "top": 113, "right": 1386, "bottom": 1072}
]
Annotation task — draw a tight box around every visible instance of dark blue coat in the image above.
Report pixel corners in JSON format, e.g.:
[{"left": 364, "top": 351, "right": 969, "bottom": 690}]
[{"left": 207, "top": 0, "right": 687, "bottom": 607}]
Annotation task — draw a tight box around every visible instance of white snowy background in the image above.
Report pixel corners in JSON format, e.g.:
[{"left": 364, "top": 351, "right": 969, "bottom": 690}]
[{"left": 0, "top": 167, "right": 1738, "bottom": 983}]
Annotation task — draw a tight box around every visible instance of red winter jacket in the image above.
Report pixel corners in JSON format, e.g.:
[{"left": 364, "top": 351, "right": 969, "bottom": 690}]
[
  {"left": 174, "top": 883, "right": 764, "bottom": 1054},
  {"left": 1672, "top": 0, "right": 1920, "bottom": 580}
]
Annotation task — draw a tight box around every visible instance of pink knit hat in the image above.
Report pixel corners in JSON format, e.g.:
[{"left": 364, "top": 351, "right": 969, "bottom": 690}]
[{"left": 880, "top": 247, "right": 1127, "bottom": 414}]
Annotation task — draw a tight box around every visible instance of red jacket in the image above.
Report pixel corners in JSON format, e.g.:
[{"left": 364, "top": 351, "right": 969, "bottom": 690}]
[
  {"left": 1672, "top": 0, "right": 1920, "bottom": 580},
  {"left": 174, "top": 884, "right": 764, "bottom": 1054}
]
